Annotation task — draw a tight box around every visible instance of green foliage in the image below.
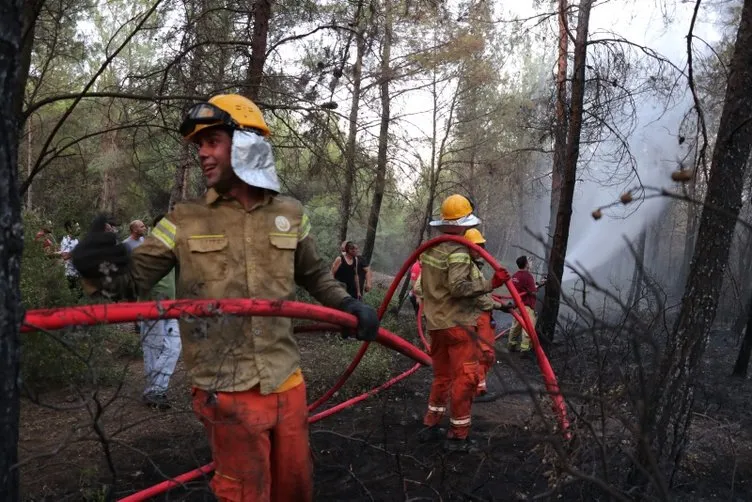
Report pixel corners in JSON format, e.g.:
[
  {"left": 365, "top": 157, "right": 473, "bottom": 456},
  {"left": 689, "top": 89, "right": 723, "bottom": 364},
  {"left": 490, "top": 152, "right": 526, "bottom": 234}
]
[
  {"left": 20, "top": 212, "right": 139, "bottom": 391},
  {"left": 306, "top": 193, "right": 344, "bottom": 264},
  {"left": 20, "top": 212, "right": 77, "bottom": 310},
  {"left": 296, "top": 284, "right": 420, "bottom": 401},
  {"left": 323, "top": 335, "right": 394, "bottom": 396},
  {"left": 21, "top": 326, "right": 135, "bottom": 393}
]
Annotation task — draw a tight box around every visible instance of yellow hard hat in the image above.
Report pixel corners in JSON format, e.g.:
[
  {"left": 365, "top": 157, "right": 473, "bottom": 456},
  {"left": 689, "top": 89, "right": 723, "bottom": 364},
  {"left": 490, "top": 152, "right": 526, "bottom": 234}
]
[
  {"left": 429, "top": 194, "right": 481, "bottom": 228},
  {"left": 440, "top": 194, "right": 473, "bottom": 220},
  {"left": 464, "top": 228, "right": 486, "bottom": 245},
  {"left": 180, "top": 94, "right": 271, "bottom": 140}
]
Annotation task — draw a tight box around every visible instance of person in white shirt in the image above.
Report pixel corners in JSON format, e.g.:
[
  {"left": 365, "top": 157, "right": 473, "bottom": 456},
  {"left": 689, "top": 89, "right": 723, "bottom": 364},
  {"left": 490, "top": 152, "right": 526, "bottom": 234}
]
[{"left": 58, "top": 220, "right": 80, "bottom": 292}]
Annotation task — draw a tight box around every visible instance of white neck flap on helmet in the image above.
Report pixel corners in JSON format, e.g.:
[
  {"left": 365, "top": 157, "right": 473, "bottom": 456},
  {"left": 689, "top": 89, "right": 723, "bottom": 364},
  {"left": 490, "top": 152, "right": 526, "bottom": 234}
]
[{"left": 230, "top": 130, "right": 281, "bottom": 193}]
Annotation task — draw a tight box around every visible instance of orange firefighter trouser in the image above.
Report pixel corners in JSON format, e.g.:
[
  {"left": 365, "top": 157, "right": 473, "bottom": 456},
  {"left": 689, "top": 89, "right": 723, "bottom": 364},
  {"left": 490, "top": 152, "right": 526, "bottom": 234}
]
[
  {"left": 423, "top": 326, "right": 481, "bottom": 439},
  {"left": 192, "top": 382, "right": 312, "bottom": 502},
  {"left": 476, "top": 311, "right": 496, "bottom": 394}
]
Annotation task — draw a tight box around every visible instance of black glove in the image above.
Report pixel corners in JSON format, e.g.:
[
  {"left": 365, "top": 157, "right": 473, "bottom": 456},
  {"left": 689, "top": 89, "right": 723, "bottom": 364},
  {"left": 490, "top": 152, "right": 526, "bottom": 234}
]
[
  {"left": 498, "top": 302, "right": 515, "bottom": 313},
  {"left": 339, "top": 297, "right": 380, "bottom": 341},
  {"left": 71, "top": 216, "right": 130, "bottom": 279}
]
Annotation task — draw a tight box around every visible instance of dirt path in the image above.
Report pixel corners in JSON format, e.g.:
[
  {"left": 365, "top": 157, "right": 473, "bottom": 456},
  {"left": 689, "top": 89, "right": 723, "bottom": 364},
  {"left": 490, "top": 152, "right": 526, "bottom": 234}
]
[
  {"left": 17, "top": 317, "right": 752, "bottom": 501},
  {"left": 18, "top": 320, "right": 547, "bottom": 501}
]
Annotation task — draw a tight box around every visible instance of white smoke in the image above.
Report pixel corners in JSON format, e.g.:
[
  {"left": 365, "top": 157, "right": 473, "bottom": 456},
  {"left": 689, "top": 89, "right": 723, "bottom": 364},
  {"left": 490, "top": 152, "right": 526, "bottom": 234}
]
[
  {"left": 561, "top": 97, "right": 693, "bottom": 283},
  {"left": 553, "top": 2, "right": 722, "bottom": 283}
]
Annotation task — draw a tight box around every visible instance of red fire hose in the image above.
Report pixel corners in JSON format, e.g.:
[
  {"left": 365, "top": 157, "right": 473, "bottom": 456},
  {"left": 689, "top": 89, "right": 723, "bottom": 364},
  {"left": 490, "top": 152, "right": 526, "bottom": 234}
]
[
  {"left": 21, "top": 299, "right": 431, "bottom": 366},
  {"left": 420, "top": 236, "right": 569, "bottom": 438},
  {"left": 415, "top": 302, "right": 430, "bottom": 351},
  {"left": 21, "top": 234, "right": 569, "bottom": 501}
]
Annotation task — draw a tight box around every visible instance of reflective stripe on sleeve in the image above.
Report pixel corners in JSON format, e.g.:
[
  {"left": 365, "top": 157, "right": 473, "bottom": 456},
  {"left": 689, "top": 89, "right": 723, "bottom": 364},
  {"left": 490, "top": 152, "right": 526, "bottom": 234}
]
[
  {"left": 471, "top": 265, "right": 482, "bottom": 279},
  {"left": 447, "top": 252, "right": 472, "bottom": 265},
  {"left": 298, "top": 213, "right": 311, "bottom": 241},
  {"left": 152, "top": 218, "right": 177, "bottom": 250},
  {"left": 420, "top": 253, "right": 447, "bottom": 270}
]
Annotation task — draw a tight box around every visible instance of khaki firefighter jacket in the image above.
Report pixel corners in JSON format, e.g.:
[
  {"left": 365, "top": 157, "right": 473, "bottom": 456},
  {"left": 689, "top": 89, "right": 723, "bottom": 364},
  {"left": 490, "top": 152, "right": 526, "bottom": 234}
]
[
  {"left": 87, "top": 189, "right": 348, "bottom": 394},
  {"left": 417, "top": 241, "right": 494, "bottom": 331}
]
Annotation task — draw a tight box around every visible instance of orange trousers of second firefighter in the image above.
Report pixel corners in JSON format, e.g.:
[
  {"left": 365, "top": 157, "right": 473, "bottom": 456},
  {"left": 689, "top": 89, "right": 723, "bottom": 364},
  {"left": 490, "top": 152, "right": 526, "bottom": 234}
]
[
  {"left": 475, "top": 311, "right": 496, "bottom": 395},
  {"left": 423, "top": 326, "right": 481, "bottom": 439},
  {"left": 192, "top": 382, "right": 312, "bottom": 502}
]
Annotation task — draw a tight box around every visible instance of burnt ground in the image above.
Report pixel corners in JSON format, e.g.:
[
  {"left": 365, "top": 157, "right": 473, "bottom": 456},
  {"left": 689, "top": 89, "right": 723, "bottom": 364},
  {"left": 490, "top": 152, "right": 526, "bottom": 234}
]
[{"left": 17, "top": 308, "right": 752, "bottom": 501}]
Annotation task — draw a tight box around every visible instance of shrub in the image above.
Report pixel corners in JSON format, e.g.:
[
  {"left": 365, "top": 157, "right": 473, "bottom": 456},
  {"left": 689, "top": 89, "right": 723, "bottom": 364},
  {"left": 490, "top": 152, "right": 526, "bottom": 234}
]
[
  {"left": 20, "top": 211, "right": 77, "bottom": 310},
  {"left": 20, "top": 212, "right": 138, "bottom": 391},
  {"left": 295, "top": 284, "right": 422, "bottom": 401}
]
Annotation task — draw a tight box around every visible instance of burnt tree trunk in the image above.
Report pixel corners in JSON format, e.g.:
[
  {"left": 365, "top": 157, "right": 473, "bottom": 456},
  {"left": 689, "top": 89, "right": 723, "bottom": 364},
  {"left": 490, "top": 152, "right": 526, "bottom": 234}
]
[
  {"left": 643, "top": 0, "right": 752, "bottom": 486},
  {"left": 339, "top": 0, "right": 366, "bottom": 243},
  {"left": 546, "top": 0, "right": 569, "bottom": 248},
  {"left": 537, "top": 0, "right": 592, "bottom": 344},
  {"left": 0, "top": 0, "right": 25, "bottom": 498},
  {"left": 677, "top": 174, "right": 699, "bottom": 290},
  {"left": 732, "top": 294, "right": 752, "bottom": 377},
  {"left": 626, "top": 229, "right": 648, "bottom": 310},
  {"left": 362, "top": 0, "right": 392, "bottom": 264},
  {"left": 246, "top": 0, "right": 272, "bottom": 101},
  {"left": 731, "top": 224, "right": 752, "bottom": 333}
]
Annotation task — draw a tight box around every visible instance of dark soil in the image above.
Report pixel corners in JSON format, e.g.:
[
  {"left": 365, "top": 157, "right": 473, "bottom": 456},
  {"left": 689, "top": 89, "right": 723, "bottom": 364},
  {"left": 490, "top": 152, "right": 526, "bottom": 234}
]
[{"left": 17, "top": 311, "right": 752, "bottom": 501}]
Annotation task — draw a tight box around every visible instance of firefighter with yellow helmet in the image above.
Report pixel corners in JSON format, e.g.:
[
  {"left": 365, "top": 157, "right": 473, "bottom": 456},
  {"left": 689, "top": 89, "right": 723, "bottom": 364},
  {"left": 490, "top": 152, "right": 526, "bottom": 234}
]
[
  {"left": 463, "top": 228, "right": 509, "bottom": 403},
  {"left": 416, "top": 194, "right": 510, "bottom": 452},
  {"left": 73, "top": 94, "right": 379, "bottom": 501}
]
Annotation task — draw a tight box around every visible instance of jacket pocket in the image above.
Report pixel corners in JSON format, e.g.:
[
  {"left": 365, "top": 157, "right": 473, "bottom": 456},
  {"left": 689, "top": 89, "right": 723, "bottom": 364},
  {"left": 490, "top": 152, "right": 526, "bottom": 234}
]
[
  {"left": 269, "top": 234, "right": 298, "bottom": 250},
  {"left": 268, "top": 233, "right": 297, "bottom": 283},
  {"left": 187, "top": 236, "right": 229, "bottom": 281}
]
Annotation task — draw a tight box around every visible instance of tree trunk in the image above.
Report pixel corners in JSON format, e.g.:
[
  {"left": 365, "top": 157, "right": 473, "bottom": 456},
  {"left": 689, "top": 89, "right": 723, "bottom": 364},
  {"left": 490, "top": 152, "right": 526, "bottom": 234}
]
[
  {"left": 24, "top": 122, "right": 31, "bottom": 211},
  {"left": 14, "top": 0, "right": 42, "bottom": 128},
  {"left": 339, "top": 1, "right": 366, "bottom": 243},
  {"left": 677, "top": 175, "right": 699, "bottom": 290},
  {"left": 246, "top": 0, "right": 272, "bottom": 101},
  {"left": 546, "top": 0, "right": 569, "bottom": 248},
  {"left": 98, "top": 102, "right": 119, "bottom": 215},
  {"left": 537, "top": 0, "right": 592, "bottom": 344},
  {"left": 169, "top": 143, "right": 193, "bottom": 211},
  {"left": 626, "top": 229, "right": 648, "bottom": 310},
  {"left": 731, "top": 227, "right": 752, "bottom": 333},
  {"left": 362, "top": 0, "right": 392, "bottom": 264},
  {"left": 732, "top": 294, "right": 752, "bottom": 377},
  {"left": 169, "top": 0, "right": 210, "bottom": 209},
  {"left": 0, "top": 0, "right": 25, "bottom": 498},
  {"left": 643, "top": 0, "right": 752, "bottom": 486},
  {"left": 394, "top": 63, "right": 448, "bottom": 313}
]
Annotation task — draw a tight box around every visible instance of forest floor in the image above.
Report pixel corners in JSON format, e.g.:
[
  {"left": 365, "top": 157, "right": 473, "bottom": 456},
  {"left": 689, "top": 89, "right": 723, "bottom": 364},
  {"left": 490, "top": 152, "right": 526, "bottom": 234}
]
[{"left": 16, "top": 293, "right": 752, "bottom": 501}]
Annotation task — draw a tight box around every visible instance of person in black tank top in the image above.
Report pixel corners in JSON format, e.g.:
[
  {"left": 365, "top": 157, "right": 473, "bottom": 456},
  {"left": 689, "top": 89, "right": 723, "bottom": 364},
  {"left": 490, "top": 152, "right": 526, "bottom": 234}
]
[{"left": 331, "top": 241, "right": 361, "bottom": 298}]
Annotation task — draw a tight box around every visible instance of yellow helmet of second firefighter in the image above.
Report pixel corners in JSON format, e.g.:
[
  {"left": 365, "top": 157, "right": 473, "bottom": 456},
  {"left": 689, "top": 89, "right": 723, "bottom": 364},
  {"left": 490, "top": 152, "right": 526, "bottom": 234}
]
[
  {"left": 464, "top": 228, "right": 486, "bottom": 245},
  {"left": 429, "top": 194, "right": 481, "bottom": 228},
  {"left": 181, "top": 93, "right": 271, "bottom": 140}
]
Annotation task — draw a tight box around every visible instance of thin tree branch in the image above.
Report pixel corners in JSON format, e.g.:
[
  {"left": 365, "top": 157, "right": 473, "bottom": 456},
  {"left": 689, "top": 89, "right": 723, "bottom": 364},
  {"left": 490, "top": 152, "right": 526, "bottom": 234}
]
[
  {"left": 20, "top": 0, "right": 166, "bottom": 196},
  {"left": 686, "top": 0, "right": 709, "bottom": 180}
]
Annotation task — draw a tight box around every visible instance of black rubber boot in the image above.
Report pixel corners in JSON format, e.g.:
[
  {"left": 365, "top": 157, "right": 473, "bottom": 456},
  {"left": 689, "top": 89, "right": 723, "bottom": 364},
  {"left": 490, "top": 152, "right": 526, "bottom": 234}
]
[
  {"left": 474, "top": 392, "right": 499, "bottom": 403},
  {"left": 418, "top": 426, "right": 446, "bottom": 443}
]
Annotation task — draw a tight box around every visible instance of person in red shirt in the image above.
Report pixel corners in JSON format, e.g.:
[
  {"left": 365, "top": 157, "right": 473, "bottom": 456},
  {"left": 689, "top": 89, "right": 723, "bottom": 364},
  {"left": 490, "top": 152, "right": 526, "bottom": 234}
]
[
  {"left": 407, "top": 260, "right": 422, "bottom": 314},
  {"left": 507, "top": 255, "right": 543, "bottom": 353},
  {"left": 35, "top": 229, "right": 55, "bottom": 255}
]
